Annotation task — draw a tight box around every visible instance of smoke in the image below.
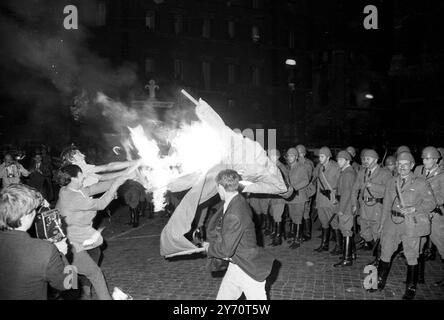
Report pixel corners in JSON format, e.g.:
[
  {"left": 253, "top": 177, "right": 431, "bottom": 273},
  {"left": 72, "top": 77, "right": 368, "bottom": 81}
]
[{"left": 0, "top": 0, "right": 138, "bottom": 147}]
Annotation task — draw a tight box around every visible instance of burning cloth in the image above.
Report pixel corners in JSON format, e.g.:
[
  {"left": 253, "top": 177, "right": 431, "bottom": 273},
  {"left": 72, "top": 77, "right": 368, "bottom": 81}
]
[{"left": 159, "top": 98, "right": 287, "bottom": 257}]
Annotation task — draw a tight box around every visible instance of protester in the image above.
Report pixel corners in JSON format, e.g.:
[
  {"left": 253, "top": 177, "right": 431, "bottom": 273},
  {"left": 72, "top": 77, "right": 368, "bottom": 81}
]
[{"left": 0, "top": 153, "right": 30, "bottom": 188}]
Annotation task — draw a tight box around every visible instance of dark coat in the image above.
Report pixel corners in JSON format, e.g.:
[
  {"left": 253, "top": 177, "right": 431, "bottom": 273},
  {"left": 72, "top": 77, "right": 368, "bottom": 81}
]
[
  {"left": 0, "top": 230, "right": 66, "bottom": 300},
  {"left": 207, "top": 194, "right": 275, "bottom": 282}
]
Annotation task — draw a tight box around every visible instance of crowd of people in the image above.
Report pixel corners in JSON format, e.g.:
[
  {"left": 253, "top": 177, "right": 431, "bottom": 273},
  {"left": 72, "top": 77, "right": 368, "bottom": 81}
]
[
  {"left": 246, "top": 144, "right": 444, "bottom": 300},
  {"left": 1, "top": 142, "right": 443, "bottom": 300}
]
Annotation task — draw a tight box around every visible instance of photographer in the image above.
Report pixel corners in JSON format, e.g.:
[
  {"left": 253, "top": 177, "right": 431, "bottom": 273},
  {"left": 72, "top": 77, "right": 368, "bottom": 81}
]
[
  {"left": 0, "top": 153, "right": 30, "bottom": 188},
  {"left": 0, "top": 184, "right": 68, "bottom": 300}
]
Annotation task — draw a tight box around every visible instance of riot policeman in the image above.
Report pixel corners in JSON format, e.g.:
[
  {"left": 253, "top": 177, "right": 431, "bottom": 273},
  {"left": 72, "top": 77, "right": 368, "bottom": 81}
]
[
  {"left": 414, "top": 146, "right": 444, "bottom": 286},
  {"left": 346, "top": 146, "right": 360, "bottom": 173},
  {"left": 351, "top": 150, "right": 391, "bottom": 253},
  {"left": 296, "top": 144, "right": 315, "bottom": 241},
  {"left": 334, "top": 151, "right": 357, "bottom": 267},
  {"left": 384, "top": 156, "right": 397, "bottom": 177},
  {"left": 313, "top": 147, "right": 340, "bottom": 252},
  {"left": 373, "top": 152, "right": 435, "bottom": 299}
]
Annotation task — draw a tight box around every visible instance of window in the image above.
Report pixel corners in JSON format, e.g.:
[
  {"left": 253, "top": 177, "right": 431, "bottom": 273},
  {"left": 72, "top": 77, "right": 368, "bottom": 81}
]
[
  {"left": 228, "top": 20, "right": 235, "bottom": 39},
  {"left": 202, "top": 19, "right": 211, "bottom": 38},
  {"left": 174, "top": 15, "right": 183, "bottom": 35},
  {"left": 174, "top": 59, "right": 183, "bottom": 81},
  {"left": 97, "top": 1, "right": 106, "bottom": 26},
  {"left": 252, "top": 26, "right": 260, "bottom": 42},
  {"left": 228, "top": 64, "right": 237, "bottom": 84},
  {"left": 252, "top": 66, "right": 260, "bottom": 86},
  {"left": 145, "top": 58, "right": 154, "bottom": 74},
  {"left": 202, "top": 61, "right": 211, "bottom": 89},
  {"left": 288, "top": 30, "right": 295, "bottom": 48},
  {"left": 146, "top": 11, "right": 156, "bottom": 31}
]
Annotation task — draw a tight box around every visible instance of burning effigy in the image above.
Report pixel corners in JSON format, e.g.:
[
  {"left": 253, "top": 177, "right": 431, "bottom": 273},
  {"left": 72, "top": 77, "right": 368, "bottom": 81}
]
[{"left": 97, "top": 90, "right": 287, "bottom": 257}]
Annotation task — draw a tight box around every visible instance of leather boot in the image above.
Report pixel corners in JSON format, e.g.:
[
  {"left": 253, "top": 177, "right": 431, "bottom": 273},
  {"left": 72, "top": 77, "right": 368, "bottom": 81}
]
[
  {"left": 289, "top": 224, "right": 302, "bottom": 249},
  {"left": 377, "top": 260, "right": 391, "bottom": 291},
  {"left": 368, "top": 240, "right": 381, "bottom": 266},
  {"left": 314, "top": 227, "right": 330, "bottom": 252},
  {"left": 330, "top": 229, "right": 343, "bottom": 255},
  {"left": 334, "top": 236, "right": 352, "bottom": 267},
  {"left": 132, "top": 208, "right": 139, "bottom": 228},
  {"left": 264, "top": 215, "right": 272, "bottom": 236},
  {"left": 424, "top": 243, "right": 437, "bottom": 261},
  {"left": 302, "top": 218, "right": 312, "bottom": 241},
  {"left": 351, "top": 236, "right": 357, "bottom": 260},
  {"left": 268, "top": 222, "right": 277, "bottom": 246},
  {"left": 402, "top": 264, "right": 419, "bottom": 300},
  {"left": 271, "top": 222, "right": 282, "bottom": 246},
  {"left": 287, "top": 223, "right": 295, "bottom": 243},
  {"left": 418, "top": 253, "right": 425, "bottom": 284}
]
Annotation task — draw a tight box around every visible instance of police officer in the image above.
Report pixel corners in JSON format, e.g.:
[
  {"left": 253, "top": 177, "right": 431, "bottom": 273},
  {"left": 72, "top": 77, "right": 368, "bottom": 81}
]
[
  {"left": 296, "top": 144, "right": 315, "bottom": 241},
  {"left": 334, "top": 150, "right": 357, "bottom": 267},
  {"left": 373, "top": 151, "right": 435, "bottom": 299},
  {"left": 267, "top": 149, "right": 289, "bottom": 246},
  {"left": 314, "top": 147, "right": 340, "bottom": 252},
  {"left": 351, "top": 150, "right": 391, "bottom": 253},
  {"left": 284, "top": 148, "right": 310, "bottom": 249},
  {"left": 346, "top": 146, "right": 360, "bottom": 173},
  {"left": 384, "top": 156, "right": 397, "bottom": 177},
  {"left": 414, "top": 146, "right": 444, "bottom": 286}
]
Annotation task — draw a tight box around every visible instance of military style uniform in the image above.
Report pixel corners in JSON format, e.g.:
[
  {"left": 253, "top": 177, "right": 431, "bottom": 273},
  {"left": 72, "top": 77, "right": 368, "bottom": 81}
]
[
  {"left": 351, "top": 165, "right": 391, "bottom": 244},
  {"left": 380, "top": 173, "right": 435, "bottom": 265},
  {"left": 286, "top": 161, "right": 310, "bottom": 225},
  {"left": 337, "top": 165, "right": 357, "bottom": 237},
  {"left": 269, "top": 160, "right": 289, "bottom": 223},
  {"left": 315, "top": 160, "right": 340, "bottom": 229},
  {"left": 298, "top": 157, "right": 315, "bottom": 220},
  {"left": 414, "top": 165, "right": 444, "bottom": 262}
]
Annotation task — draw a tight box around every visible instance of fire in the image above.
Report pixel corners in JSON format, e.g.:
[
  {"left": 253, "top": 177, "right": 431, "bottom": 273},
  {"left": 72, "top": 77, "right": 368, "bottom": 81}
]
[{"left": 128, "top": 120, "right": 224, "bottom": 212}]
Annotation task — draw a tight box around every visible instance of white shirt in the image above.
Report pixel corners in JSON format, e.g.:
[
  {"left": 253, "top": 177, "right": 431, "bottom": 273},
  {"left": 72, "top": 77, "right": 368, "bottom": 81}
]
[{"left": 223, "top": 192, "right": 239, "bottom": 214}]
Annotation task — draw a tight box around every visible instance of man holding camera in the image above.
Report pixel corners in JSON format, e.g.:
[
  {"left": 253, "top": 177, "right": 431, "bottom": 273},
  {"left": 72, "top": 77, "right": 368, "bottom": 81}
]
[
  {"left": 0, "top": 184, "right": 68, "bottom": 299},
  {"left": 0, "top": 153, "right": 30, "bottom": 188}
]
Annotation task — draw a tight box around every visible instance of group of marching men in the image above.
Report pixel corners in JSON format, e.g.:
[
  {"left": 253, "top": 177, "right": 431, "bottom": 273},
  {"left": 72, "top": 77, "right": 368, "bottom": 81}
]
[{"left": 248, "top": 144, "right": 444, "bottom": 300}]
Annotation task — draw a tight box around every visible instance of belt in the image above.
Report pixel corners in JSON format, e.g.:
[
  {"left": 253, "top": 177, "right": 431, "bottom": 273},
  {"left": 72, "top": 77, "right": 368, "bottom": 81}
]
[
  {"left": 362, "top": 197, "right": 383, "bottom": 204},
  {"left": 391, "top": 210, "right": 404, "bottom": 218}
]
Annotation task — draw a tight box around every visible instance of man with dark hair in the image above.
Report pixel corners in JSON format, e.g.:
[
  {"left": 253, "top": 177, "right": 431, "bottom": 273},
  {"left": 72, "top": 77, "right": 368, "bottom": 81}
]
[
  {"left": 0, "top": 184, "right": 68, "bottom": 299},
  {"left": 203, "top": 169, "right": 274, "bottom": 300}
]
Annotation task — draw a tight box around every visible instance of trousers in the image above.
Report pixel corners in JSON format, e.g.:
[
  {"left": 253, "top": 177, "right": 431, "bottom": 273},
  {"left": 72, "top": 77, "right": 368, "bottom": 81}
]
[
  {"left": 318, "top": 206, "right": 339, "bottom": 229},
  {"left": 72, "top": 247, "right": 112, "bottom": 300},
  {"left": 216, "top": 263, "right": 267, "bottom": 300}
]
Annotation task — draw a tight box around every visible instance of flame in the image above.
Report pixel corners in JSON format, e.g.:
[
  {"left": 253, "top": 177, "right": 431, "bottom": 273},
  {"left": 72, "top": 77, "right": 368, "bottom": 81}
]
[{"left": 128, "top": 121, "right": 223, "bottom": 211}]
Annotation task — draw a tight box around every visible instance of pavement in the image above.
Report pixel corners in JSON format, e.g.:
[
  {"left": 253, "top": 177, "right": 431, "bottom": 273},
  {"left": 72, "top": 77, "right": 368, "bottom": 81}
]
[{"left": 96, "top": 204, "right": 444, "bottom": 300}]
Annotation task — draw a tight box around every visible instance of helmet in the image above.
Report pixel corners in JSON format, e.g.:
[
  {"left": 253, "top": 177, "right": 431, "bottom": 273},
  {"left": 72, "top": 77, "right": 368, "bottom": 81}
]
[
  {"left": 346, "top": 146, "right": 356, "bottom": 157},
  {"left": 287, "top": 148, "right": 298, "bottom": 156},
  {"left": 337, "top": 150, "right": 351, "bottom": 161},
  {"left": 360, "top": 148, "right": 368, "bottom": 159},
  {"left": 363, "top": 149, "right": 379, "bottom": 160},
  {"left": 397, "top": 151, "right": 415, "bottom": 163},
  {"left": 396, "top": 145, "right": 411, "bottom": 155},
  {"left": 319, "top": 146, "right": 332, "bottom": 158},
  {"left": 268, "top": 149, "right": 281, "bottom": 158},
  {"left": 385, "top": 155, "right": 396, "bottom": 166},
  {"left": 421, "top": 146, "right": 440, "bottom": 159},
  {"left": 296, "top": 144, "right": 306, "bottom": 155}
]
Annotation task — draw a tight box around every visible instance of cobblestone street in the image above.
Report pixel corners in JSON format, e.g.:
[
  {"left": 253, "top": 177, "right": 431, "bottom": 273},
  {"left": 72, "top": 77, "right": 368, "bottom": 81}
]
[{"left": 98, "top": 205, "right": 444, "bottom": 300}]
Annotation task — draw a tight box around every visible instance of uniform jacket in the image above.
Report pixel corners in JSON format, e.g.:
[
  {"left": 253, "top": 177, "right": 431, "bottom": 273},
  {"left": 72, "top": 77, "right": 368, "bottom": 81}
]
[
  {"left": 298, "top": 158, "right": 314, "bottom": 180},
  {"left": 315, "top": 160, "right": 340, "bottom": 208},
  {"left": 0, "top": 230, "right": 66, "bottom": 300},
  {"left": 351, "top": 165, "right": 391, "bottom": 208},
  {"left": 269, "top": 160, "right": 289, "bottom": 204},
  {"left": 285, "top": 161, "right": 310, "bottom": 203},
  {"left": 414, "top": 165, "right": 444, "bottom": 206},
  {"left": 207, "top": 194, "right": 275, "bottom": 282},
  {"left": 351, "top": 161, "right": 361, "bottom": 173},
  {"left": 337, "top": 165, "right": 357, "bottom": 216},
  {"left": 381, "top": 173, "right": 436, "bottom": 226}
]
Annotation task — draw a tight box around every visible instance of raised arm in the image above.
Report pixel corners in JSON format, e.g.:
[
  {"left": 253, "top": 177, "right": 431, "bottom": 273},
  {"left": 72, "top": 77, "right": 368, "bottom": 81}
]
[{"left": 94, "top": 160, "right": 138, "bottom": 173}]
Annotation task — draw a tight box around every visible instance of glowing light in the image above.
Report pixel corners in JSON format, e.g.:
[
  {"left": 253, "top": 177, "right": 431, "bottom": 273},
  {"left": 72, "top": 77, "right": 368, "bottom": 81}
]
[
  {"left": 285, "top": 59, "right": 296, "bottom": 66},
  {"left": 365, "top": 93, "right": 374, "bottom": 99}
]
